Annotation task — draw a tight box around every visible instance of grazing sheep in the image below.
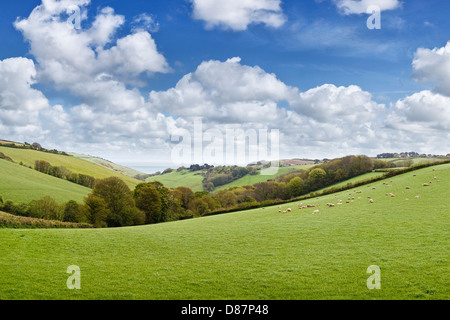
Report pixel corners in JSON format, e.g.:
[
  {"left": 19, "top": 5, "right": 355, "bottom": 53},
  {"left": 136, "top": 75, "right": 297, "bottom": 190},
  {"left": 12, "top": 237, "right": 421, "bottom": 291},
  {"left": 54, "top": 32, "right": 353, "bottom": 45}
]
[
  {"left": 423, "top": 183, "right": 430, "bottom": 187},
  {"left": 405, "top": 186, "right": 410, "bottom": 189},
  {"left": 287, "top": 208, "right": 292, "bottom": 212},
  {"left": 370, "top": 199, "right": 374, "bottom": 203},
  {"left": 312, "top": 210, "right": 319, "bottom": 215},
  {"left": 415, "top": 195, "right": 421, "bottom": 199},
  {"left": 282, "top": 211, "right": 287, "bottom": 214}
]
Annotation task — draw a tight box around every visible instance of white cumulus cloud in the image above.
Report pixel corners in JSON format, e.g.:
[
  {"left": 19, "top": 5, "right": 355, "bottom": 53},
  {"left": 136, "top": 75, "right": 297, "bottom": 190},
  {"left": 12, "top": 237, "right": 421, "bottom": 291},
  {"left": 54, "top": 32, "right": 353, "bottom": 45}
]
[
  {"left": 190, "top": 0, "right": 286, "bottom": 31},
  {"left": 412, "top": 41, "right": 450, "bottom": 97}
]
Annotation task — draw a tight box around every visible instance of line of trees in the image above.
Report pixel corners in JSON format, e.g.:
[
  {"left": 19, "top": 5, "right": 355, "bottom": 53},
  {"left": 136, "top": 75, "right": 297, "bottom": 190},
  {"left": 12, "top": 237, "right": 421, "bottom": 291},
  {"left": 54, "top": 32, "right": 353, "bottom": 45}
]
[
  {"left": 0, "top": 142, "right": 70, "bottom": 156},
  {"left": 34, "top": 160, "right": 96, "bottom": 188}
]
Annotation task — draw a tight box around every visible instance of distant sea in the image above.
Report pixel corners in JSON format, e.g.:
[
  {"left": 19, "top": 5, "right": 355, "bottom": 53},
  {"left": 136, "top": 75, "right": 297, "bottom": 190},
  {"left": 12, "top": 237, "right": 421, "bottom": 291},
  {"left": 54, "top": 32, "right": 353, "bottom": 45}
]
[{"left": 121, "top": 163, "right": 174, "bottom": 175}]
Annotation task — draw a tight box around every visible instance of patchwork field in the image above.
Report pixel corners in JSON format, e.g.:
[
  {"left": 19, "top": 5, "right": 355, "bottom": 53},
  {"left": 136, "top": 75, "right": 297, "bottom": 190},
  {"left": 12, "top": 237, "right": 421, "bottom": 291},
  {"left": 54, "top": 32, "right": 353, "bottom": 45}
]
[{"left": 1, "top": 163, "right": 448, "bottom": 300}]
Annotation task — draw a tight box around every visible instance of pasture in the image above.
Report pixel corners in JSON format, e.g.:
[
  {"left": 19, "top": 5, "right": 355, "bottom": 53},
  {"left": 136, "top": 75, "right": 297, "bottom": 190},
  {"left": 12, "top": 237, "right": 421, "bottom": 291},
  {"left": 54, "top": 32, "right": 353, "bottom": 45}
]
[
  {"left": 0, "top": 160, "right": 91, "bottom": 204},
  {"left": 0, "top": 163, "right": 448, "bottom": 300}
]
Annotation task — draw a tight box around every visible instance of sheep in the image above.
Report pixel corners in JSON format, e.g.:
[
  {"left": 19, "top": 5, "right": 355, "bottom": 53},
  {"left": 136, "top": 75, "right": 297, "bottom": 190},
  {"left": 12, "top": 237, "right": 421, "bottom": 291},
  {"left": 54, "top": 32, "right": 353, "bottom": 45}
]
[
  {"left": 423, "top": 183, "right": 430, "bottom": 187},
  {"left": 287, "top": 208, "right": 292, "bottom": 212},
  {"left": 282, "top": 211, "right": 287, "bottom": 214},
  {"left": 370, "top": 199, "right": 374, "bottom": 203},
  {"left": 405, "top": 186, "right": 410, "bottom": 189},
  {"left": 312, "top": 210, "right": 319, "bottom": 215},
  {"left": 415, "top": 195, "right": 421, "bottom": 199}
]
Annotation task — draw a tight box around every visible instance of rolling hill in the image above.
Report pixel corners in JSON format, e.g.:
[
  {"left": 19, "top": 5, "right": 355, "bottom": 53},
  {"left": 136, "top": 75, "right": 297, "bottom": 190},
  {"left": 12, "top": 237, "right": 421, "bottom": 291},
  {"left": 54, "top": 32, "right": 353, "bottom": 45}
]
[
  {"left": 0, "top": 146, "right": 142, "bottom": 189},
  {"left": 1, "top": 162, "right": 448, "bottom": 299},
  {"left": 0, "top": 159, "right": 91, "bottom": 203}
]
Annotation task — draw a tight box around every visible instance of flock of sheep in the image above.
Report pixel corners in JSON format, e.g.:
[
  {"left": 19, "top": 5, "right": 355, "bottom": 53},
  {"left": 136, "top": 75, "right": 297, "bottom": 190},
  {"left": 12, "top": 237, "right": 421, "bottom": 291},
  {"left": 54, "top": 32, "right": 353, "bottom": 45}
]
[{"left": 268, "top": 168, "right": 441, "bottom": 216}]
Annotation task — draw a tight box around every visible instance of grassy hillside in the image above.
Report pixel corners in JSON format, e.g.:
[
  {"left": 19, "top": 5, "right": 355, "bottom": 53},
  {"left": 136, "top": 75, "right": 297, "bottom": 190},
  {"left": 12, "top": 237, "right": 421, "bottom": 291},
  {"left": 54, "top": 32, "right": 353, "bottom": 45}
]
[
  {"left": 1, "top": 163, "right": 448, "bottom": 300},
  {"left": 146, "top": 170, "right": 205, "bottom": 192},
  {"left": 0, "top": 146, "right": 142, "bottom": 189},
  {"left": 69, "top": 153, "right": 145, "bottom": 179},
  {"left": 215, "top": 164, "right": 316, "bottom": 191},
  {"left": 0, "top": 160, "right": 91, "bottom": 204}
]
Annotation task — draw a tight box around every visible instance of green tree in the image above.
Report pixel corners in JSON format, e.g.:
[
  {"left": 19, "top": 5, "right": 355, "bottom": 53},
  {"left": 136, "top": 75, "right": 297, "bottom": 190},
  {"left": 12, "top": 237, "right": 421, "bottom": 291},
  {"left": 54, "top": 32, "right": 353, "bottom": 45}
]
[
  {"left": 28, "top": 196, "right": 63, "bottom": 221},
  {"left": 93, "top": 177, "right": 137, "bottom": 227},
  {"left": 63, "top": 200, "right": 80, "bottom": 223},
  {"left": 288, "top": 177, "right": 304, "bottom": 197},
  {"left": 84, "top": 194, "right": 109, "bottom": 228},
  {"left": 135, "top": 182, "right": 170, "bottom": 222},
  {"left": 191, "top": 198, "right": 209, "bottom": 216},
  {"left": 215, "top": 190, "right": 237, "bottom": 208},
  {"left": 175, "top": 186, "right": 195, "bottom": 210},
  {"left": 135, "top": 186, "right": 162, "bottom": 224}
]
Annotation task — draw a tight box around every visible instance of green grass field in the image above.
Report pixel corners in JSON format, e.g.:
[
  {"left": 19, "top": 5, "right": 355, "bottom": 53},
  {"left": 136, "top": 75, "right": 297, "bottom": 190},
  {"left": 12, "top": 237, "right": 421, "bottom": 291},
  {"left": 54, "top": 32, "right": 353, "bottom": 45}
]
[
  {"left": 146, "top": 170, "right": 205, "bottom": 192},
  {"left": 0, "top": 147, "right": 142, "bottom": 189},
  {"left": 1, "top": 163, "right": 448, "bottom": 300},
  {"left": 0, "top": 160, "right": 91, "bottom": 204},
  {"left": 147, "top": 165, "right": 317, "bottom": 193},
  {"left": 214, "top": 165, "right": 316, "bottom": 191}
]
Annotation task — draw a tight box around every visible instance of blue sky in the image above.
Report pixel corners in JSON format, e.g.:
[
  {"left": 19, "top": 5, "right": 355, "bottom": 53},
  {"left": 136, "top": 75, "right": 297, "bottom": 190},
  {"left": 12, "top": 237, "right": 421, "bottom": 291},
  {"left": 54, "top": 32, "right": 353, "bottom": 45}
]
[{"left": 0, "top": 0, "right": 449, "bottom": 167}]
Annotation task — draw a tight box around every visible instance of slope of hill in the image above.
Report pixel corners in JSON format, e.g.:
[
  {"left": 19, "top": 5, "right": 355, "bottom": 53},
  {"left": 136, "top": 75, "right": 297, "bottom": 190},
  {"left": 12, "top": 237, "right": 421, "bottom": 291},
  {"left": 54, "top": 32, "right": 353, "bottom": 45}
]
[
  {"left": 1, "top": 163, "right": 448, "bottom": 299},
  {"left": 145, "top": 170, "right": 205, "bottom": 192},
  {"left": 0, "top": 160, "right": 91, "bottom": 203},
  {"left": 69, "top": 153, "right": 146, "bottom": 179},
  {"left": 0, "top": 146, "right": 142, "bottom": 189}
]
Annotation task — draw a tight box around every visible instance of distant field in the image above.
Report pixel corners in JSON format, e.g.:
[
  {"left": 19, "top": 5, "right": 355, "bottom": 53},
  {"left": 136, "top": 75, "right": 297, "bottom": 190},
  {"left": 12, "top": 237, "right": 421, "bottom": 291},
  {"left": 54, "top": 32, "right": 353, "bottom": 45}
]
[
  {"left": 377, "top": 158, "right": 440, "bottom": 165},
  {"left": 0, "top": 147, "right": 142, "bottom": 189},
  {"left": 0, "top": 160, "right": 91, "bottom": 203},
  {"left": 145, "top": 164, "right": 317, "bottom": 192},
  {"left": 146, "top": 170, "right": 205, "bottom": 192},
  {"left": 1, "top": 163, "right": 448, "bottom": 299},
  {"left": 215, "top": 164, "right": 316, "bottom": 191}
]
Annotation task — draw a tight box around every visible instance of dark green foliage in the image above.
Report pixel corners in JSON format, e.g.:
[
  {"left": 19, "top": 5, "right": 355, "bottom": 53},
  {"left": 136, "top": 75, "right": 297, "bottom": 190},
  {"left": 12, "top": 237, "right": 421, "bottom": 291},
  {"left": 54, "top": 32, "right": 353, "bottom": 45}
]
[
  {"left": 84, "top": 194, "right": 109, "bottom": 228},
  {"left": 33, "top": 159, "right": 95, "bottom": 188},
  {"left": 135, "top": 186, "right": 163, "bottom": 224},
  {"left": 92, "top": 177, "right": 138, "bottom": 227},
  {"left": 28, "top": 196, "right": 63, "bottom": 221},
  {"left": 63, "top": 200, "right": 80, "bottom": 223}
]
